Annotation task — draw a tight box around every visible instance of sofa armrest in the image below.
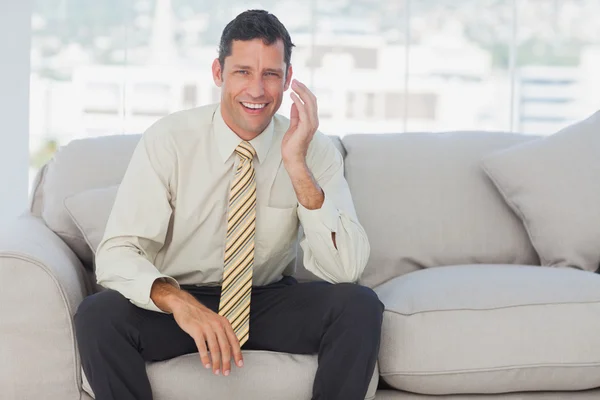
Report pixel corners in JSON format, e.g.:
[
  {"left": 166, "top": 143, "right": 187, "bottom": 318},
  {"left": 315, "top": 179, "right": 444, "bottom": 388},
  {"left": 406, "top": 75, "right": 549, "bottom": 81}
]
[{"left": 0, "top": 213, "right": 89, "bottom": 400}]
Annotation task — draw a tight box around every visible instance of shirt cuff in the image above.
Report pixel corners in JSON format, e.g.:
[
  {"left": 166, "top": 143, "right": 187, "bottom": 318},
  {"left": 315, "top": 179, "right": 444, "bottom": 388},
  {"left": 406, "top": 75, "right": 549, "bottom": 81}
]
[{"left": 297, "top": 192, "right": 340, "bottom": 233}]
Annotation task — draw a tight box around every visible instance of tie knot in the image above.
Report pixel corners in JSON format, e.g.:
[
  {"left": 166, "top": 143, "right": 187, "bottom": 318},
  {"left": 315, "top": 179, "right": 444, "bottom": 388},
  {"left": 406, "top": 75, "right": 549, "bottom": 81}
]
[{"left": 235, "top": 141, "right": 256, "bottom": 161}]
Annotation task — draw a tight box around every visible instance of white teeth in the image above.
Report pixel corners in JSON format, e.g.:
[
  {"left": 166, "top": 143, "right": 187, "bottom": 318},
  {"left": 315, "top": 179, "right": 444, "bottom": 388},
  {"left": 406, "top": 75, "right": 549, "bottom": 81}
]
[{"left": 242, "top": 102, "right": 266, "bottom": 109}]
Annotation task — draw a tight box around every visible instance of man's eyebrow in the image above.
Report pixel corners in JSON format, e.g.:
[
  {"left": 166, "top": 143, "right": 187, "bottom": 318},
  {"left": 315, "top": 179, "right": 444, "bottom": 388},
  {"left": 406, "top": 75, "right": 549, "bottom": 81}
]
[
  {"left": 264, "top": 68, "right": 284, "bottom": 74},
  {"left": 231, "top": 65, "right": 284, "bottom": 74}
]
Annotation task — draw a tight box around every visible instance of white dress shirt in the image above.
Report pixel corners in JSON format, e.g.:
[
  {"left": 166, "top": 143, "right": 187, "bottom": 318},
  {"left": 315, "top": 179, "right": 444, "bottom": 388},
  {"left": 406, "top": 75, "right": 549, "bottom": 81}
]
[{"left": 96, "top": 103, "right": 370, "bottom": 312}]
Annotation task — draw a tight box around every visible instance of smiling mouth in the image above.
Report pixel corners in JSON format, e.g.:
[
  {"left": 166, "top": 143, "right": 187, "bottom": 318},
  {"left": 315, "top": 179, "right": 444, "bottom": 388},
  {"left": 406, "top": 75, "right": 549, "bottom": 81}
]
[{"left": 241, "top": 102, "right": 268, "bottom": 110}]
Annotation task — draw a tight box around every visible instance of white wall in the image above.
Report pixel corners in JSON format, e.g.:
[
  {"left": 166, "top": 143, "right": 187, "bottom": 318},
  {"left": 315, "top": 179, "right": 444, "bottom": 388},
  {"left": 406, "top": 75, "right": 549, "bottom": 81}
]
[{"left": 0, "top": 0, "right": 32, "bottom": 224}]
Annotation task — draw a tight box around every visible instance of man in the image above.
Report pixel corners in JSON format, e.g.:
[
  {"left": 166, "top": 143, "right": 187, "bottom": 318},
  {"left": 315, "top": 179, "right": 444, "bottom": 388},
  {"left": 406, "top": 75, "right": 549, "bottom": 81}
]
[{"left": 74, "top": 9, "right": 383, "bottom": 400}]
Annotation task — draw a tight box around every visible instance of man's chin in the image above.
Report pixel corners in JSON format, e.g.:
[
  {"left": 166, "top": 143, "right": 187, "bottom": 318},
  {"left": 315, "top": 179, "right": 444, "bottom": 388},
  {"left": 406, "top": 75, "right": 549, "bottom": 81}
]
[
  {"left": 238, "top": 116, "right": 272, "bottom": 133},
  {"left": 249, "top": 123, "right": 269, "bottom": 135}
]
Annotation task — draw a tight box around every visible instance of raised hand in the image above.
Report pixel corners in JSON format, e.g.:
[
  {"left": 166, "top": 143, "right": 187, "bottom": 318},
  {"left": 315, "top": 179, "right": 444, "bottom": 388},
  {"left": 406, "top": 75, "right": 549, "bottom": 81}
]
[{"left": 281, "top": 79, "right": 319, "bottom": 166}]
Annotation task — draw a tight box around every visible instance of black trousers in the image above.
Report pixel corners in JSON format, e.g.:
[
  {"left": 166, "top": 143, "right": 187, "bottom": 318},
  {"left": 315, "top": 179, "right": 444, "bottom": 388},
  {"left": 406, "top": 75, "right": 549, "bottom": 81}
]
[{"left": 74, "top": 276, "right": 384, "bottom": 400}]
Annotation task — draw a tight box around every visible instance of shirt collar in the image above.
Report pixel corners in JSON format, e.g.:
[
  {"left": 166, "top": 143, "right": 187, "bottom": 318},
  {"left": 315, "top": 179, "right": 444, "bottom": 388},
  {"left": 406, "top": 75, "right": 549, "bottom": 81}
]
[{"left": 213, "top": 104, "right": 274, "bottom": 164}]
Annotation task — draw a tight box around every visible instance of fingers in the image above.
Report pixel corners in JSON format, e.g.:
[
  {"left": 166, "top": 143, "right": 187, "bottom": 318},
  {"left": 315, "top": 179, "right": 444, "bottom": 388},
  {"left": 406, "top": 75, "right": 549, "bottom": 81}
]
[
  {"left": 214, "top": 322, "right": 232, "bottom": 376},
  {"left": 289, "top": 102, "right": 299, "bottom": 130},
  {"left": 194, "top": 335, "right": 211, "bottom": 370},
  {"left": 180, "top": 306, "right": 243, "bottom": 377},
  {"left": 292, "top": 79, "right": 317, "bottom": 109},
  {"left": 196, "top": 319, "right": 243, "bottom": 377},
  {"left": 291, "top": 80, "right": 318, "bottom": 129},
  {"left": 204, "top": 330, "right": 221, "bottom": 375},
  {"left": 224, "top": 320, "right": 244, "bottom": 368},
  {"left": 290, "top": 92, "right": 309, "bottom": 126}
]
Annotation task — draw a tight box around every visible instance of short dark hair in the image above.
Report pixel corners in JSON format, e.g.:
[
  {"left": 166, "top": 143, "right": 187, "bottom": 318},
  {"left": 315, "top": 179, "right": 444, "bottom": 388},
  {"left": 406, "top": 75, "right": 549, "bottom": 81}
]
[{"left": 218, "top": 10, "right": 295, "bottom": 70}]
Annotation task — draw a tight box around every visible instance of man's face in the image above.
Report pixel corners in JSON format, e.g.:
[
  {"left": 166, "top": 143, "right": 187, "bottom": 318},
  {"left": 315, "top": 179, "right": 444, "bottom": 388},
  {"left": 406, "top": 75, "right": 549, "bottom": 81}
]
[{"left": 212, "top": 38, "right": 293, "bottom": 138}]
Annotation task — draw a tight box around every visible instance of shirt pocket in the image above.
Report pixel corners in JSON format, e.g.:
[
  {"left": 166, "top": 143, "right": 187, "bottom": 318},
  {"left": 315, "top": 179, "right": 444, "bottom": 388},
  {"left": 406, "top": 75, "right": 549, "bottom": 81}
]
[{"left": 255, "top": 206, "right": 299, "bottom": 268}]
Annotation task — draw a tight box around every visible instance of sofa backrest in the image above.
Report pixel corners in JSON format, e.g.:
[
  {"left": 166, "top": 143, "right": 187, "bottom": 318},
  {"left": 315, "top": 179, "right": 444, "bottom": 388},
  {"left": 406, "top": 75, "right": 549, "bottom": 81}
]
[
  {"left": 342, "top": 131, "right": 541, "bottom": 288},
  {"left": 37, "top": 134, "right": 142, "bottom": 265},
  {"left": 33, "top": 129, "right": 541, "bottom": 287},
  {"left": 33, "top": 133, "right": 345, "bottom": 269}
]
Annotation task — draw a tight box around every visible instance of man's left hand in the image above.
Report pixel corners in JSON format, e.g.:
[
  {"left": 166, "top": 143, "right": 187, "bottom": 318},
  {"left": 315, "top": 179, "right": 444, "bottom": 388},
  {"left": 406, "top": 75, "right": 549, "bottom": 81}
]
[{"left": 281, "top": 79, "right": 319, "bottom": 167}]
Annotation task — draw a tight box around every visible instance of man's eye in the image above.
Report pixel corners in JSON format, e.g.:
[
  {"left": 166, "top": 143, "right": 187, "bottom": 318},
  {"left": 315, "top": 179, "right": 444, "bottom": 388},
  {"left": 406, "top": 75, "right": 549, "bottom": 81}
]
[{"left": 237, "top": 70, "right": 248, "bottom": 75}]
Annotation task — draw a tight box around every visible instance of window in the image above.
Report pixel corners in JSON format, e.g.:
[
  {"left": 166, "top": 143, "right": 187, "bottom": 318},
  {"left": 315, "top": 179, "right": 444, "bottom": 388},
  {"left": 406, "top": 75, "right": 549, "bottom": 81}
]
[
  {"left": 183, "top": 84, "right": 197, "bottom": 109},
  {"left": 28, "top": 0, "right": 600, "bottom": 186},
  {"left": 514, "top": 0, "right": 600, "bottom": 135},
  {"left": 308, "top": 45, "right": 378, "bottom": 69},
  {"left": 131, "top": 83, "right": 170, "bottom": 116},
  {"left": 82, "top": 83, "right": 121, "bottom": 115},
  {"left": 385, "top": 92, "right": 437, "bottom": 120}
]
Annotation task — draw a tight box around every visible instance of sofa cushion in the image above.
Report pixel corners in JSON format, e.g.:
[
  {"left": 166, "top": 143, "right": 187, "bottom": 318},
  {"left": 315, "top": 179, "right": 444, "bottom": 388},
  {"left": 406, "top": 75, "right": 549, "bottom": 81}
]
[
  {"left": 482, "top": 110, "right": 600, "bottom": 272},
  {"left": 375, "top": 388, "right": 600, "bottom": 400},
  {"left": 63, "top": 185, "right": 119, "bottom": 257},
  {"left": 375, "top": 265, "right": 600, "bottom": 395},
  {"left": 41, "top": 134, "right": 142, "bottom": 265},
  {"left": 82, "top": 351, "right": 378, "bottom": 400},
  {"left": 342, "top": 132, "right": 540, "bottom": 288}
]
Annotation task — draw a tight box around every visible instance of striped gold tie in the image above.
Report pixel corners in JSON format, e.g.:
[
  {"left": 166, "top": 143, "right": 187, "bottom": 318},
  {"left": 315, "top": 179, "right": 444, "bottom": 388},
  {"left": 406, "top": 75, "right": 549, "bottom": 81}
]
[{"left": 218, "top": 141, "right": 256, "bottom": 347}]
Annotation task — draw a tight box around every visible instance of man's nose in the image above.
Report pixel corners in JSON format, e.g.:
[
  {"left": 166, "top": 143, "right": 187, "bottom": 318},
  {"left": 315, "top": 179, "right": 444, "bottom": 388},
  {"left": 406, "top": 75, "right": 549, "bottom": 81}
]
[{"left": 246, "top": 76, "right": 265, "bottom": 98}]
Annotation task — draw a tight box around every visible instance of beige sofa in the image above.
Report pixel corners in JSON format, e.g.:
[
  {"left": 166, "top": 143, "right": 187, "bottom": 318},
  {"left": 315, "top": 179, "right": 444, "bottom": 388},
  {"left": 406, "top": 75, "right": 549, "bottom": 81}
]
[{"left": 2, "top": 112, "right": 600, "bottom": 399}]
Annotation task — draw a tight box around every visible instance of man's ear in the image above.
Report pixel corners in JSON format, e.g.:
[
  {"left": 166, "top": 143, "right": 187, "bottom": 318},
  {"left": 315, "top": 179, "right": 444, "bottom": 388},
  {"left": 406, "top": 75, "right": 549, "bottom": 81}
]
[
  {"left": 284, "top": 64, "right": 293, "bottom": 91},
  {"left": 212, "top": 59, "right": 223, "bottom": 87}
]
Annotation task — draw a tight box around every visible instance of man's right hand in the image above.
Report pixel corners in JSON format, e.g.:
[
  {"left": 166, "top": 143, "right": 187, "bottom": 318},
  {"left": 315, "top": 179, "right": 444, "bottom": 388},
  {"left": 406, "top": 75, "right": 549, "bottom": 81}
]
[{"left": 150, "top": 280, "right": 243, "bottom": 376}]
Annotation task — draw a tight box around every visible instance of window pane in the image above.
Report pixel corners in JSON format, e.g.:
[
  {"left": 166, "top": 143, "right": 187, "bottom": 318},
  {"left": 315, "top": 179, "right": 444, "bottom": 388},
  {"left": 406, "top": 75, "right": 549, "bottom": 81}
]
[
  {"left": 29, "top": 0, "right": 600, "bottom": 183},
  {"left": 311, "top": 0, "right": 408, "bottom": 135},
  {"left": 515, "top": 0, "right": 600, "bottom": 135},
  {"left": 30, "top": 0, "right": 130, "bottom": 188},
  {"left": 406, "top": 0, "right": 513, "bottom": 132}
]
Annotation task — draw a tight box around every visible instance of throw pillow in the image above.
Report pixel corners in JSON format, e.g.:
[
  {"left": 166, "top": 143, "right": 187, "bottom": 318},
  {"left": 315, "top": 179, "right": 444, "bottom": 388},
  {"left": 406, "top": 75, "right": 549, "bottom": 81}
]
[
  {"left": 481, "top": 110, "right": 600, "bottom": 272},
  {"left": 63, "top": 185, "right": 119, "bottom": 254}
]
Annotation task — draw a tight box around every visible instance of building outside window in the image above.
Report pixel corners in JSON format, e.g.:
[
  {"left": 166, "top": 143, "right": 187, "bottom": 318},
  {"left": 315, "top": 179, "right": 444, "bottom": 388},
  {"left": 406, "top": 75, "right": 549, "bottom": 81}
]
[{"left": 27, "top": 0, "right": 600, "bottom": 191}]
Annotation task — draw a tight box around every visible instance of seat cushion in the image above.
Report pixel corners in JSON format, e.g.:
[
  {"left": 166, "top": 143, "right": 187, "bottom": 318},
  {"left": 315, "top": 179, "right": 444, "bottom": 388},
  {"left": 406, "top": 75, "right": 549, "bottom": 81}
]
[
  {"left": 375, "top": 265, "right": 600, "bottom": 395},
  {"left": 375, "top": 388, "right": 600, "bottom": 400},
  {"left": 342, "top": 132, "right": 540, "bottom": 288},
  {"left": 82, "top": 350, "right": 378, "bottom": 400}
]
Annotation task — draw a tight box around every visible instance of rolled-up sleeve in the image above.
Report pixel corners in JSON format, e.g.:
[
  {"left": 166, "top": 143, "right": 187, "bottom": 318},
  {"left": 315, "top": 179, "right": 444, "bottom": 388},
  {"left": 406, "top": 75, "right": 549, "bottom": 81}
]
[
  {"left": 297, "top": 132, "right": 370, "bottom": 283},
  {"left": 95, "top": 123, "right": 180, "bottom": 313}
]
